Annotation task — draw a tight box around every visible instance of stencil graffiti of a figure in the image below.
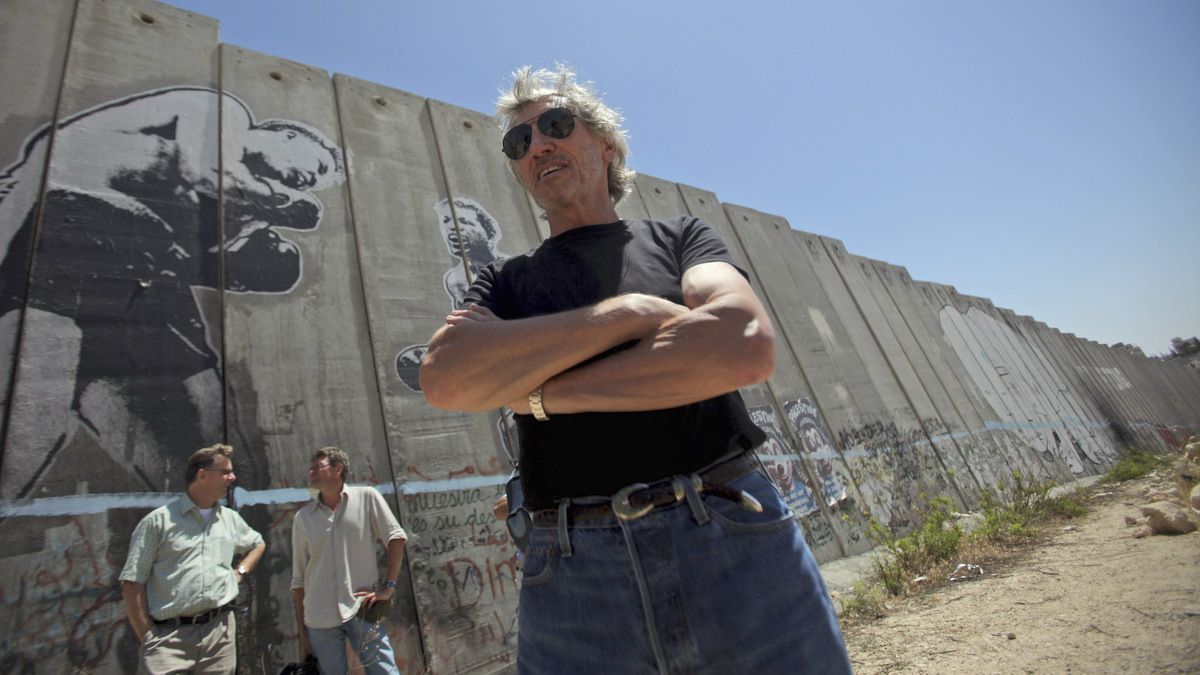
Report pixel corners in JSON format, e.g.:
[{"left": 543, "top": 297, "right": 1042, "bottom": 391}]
[
  {"left": 396, "top": 197, "right": 509, "bottom": 391},
  {"left": 0, "top": 87, "right": 344, "bottom": 498}
]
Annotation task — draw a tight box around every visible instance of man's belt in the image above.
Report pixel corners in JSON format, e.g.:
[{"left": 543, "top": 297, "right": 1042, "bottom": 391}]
[
  {"left": 153, "top": 604, "right": 232, "bottom": 626},
  {"left": 530, "top": 450, "right": 763, "bottom": 526}
]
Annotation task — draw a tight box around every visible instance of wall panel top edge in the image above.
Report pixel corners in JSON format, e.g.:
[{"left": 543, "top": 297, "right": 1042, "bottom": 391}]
[
  {"left": 60, "top": 0, "right": 220, "bottom": 117},
  {"left": 223, "top": 44, "right": 330, "bottom": 80}
]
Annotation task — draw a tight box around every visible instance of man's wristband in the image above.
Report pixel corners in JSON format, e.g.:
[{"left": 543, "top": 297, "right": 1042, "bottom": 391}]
[{"left": 529, "top": 384, "right": 549, "bottom": 422}]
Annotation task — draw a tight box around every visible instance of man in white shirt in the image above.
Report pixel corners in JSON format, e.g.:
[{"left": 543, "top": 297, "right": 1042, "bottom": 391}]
[{"left": 290, "top": 447, "right": 407, "bottom": 675}]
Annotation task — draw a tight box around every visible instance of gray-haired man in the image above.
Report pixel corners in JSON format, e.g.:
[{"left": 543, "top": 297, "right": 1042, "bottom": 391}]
[{"left": 421, "top": 65, "right": 852, "bottom": 674}]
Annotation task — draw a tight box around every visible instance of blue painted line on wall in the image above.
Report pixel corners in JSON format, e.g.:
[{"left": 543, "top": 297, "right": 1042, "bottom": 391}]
[{"left": 0, "top": 474, "right": 513, "bottom": 518}]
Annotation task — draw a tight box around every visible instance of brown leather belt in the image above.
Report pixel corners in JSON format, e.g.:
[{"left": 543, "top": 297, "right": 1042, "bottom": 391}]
[
  {"left": 154, "top": 604, "right": 232, "bottom": 626},
  {"left": 530, "top": 451, "right": 762, "bottom": 526}
]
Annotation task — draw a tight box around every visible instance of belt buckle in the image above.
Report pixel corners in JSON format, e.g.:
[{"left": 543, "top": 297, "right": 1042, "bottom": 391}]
[{"left": 611, "top": 483, "right": 652, "bottom": 520}]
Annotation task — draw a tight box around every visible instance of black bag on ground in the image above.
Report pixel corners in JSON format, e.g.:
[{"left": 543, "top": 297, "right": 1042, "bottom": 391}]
[{"left": 279, "top": 654, "right": 318, "bottom": 675}]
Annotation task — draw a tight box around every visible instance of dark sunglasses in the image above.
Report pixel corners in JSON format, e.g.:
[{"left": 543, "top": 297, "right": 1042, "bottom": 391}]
[{"left": 501, "top": 107, "right": 576, "bottom": 160}]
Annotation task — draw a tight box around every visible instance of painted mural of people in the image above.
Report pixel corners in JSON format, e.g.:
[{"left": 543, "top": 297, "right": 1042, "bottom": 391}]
[
  {"left": 395, "top": 197, "right": 509, "bottom": 392},
  {"left": 0, "top": 87, "right": 344, "bottom": 499},
  {"left": 784, "top": 397, "right": 848, "bottom": 506},
  {"left": 747, "top": 404, "right": 819, "bottom": 517}
]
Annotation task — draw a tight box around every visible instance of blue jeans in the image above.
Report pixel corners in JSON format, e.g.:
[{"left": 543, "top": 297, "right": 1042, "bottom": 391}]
[
  {"left": 517, "top": 468, "right": 853, "bottom": 674},
  {"left": 306, "top": 615, "right": 399, "bottom": 675}
]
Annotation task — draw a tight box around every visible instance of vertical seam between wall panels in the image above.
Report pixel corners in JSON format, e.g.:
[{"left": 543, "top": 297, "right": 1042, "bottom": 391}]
[
  {"left": 217, "top": 44, "right": 229, "bottom": 449},
  {"left": 1, "top": 0, "right": 82, "bottom": 491},
  {"left": 329, "top": 76, "right": 401, "bottom": 501}
]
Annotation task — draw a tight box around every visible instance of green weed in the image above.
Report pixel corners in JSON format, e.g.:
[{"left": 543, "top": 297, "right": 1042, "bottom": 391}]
[
  {"left": 839, "top": 473, "right": 1089, "bottom": 622},
  {"left": 1103, "top": 447, "right": 1170, "bottom": 483}
]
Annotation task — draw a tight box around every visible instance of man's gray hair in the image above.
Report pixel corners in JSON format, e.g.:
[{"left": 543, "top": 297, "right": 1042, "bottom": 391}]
[{"left": 495, "top": 65, "right": 635, "bottom": 206}]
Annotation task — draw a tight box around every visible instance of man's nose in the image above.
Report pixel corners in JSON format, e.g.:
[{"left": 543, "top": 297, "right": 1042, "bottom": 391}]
[{"left": 528, "top": 127, "right": 557, "bottom": 155}]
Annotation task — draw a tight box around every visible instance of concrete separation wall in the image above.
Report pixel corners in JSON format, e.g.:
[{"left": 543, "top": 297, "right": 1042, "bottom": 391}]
[{"left": 1, "top": 1, "right": 1198, "bottom": 672}]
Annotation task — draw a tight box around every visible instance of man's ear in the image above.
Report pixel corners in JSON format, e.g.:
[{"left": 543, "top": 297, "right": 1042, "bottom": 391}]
[{"left": 601, "top": 138, "right": 617, "bottom": 164}]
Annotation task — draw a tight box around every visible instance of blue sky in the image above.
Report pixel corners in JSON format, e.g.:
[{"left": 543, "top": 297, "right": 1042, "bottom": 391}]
[{"left": 173, "top": 0, "right": 1199, "bottom": 356}]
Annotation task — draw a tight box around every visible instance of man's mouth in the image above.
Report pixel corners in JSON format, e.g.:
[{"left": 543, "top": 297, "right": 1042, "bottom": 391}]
[{"left": 537, "top": 164, "right": 566, "bottom": 182}]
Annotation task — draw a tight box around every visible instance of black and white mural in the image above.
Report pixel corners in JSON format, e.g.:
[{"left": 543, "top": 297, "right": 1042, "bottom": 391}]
[
  {"left": 395, "top": 197, "right": 510, "bottom": 392},
  {"left": 0, "top": 86, "right": 344, "bottom": 499}
]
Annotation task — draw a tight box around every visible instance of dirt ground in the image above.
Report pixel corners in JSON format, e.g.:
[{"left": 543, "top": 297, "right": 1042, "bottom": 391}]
[{"left": 837, "top": 475, "right": 1200, "bottom": 674}]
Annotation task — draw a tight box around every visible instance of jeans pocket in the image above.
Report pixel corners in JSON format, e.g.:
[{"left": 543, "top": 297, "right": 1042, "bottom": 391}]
[
  {"left": 705, "top": 472, "right": 797, "bottom": 535},
  {"left": 517, "top": 532, "right": 559, "bottom": 588}
]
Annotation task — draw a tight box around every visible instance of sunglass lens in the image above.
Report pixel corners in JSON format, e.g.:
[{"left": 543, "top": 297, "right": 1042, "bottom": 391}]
[
  {"left": 502, "top": 123, "right": 532, "bottom": 160},
  {"left": 502, "top": 108, "right": 575, "bottom": 160},
  {"left": 539, "top": 107, "right": 575, "bottom": 139}
]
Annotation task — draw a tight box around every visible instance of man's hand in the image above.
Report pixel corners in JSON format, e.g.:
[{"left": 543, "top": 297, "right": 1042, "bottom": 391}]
[
  {"left": 444, "top": 303, "right": 504, "bottom": 327},
  {"left": 354, "top": 585, "right": 393, "bottom": 608},
  {"left": 493, "top": 495, "right": 510, "bottom": 520},
  {"left": 121, "top": 581, "right": 153, "bottom": 644}
]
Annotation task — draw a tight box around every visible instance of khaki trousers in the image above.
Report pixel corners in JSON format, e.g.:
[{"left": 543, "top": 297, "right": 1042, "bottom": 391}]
[{"left": 140, "top": 610, "right": 236, "bottom": 675}]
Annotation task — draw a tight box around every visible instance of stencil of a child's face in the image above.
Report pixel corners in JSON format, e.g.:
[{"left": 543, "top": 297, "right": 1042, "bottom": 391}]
[{"left": 437, "top": 200, "right": 499, "bottom": 268}]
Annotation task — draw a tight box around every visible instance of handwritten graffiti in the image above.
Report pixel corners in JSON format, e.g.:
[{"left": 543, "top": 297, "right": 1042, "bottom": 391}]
[
  {"left": 401, "top": 480, "right": 519, "bottom": 672},
  {"left": 0, "top": 514, "right": 131, "bottom": 672}
]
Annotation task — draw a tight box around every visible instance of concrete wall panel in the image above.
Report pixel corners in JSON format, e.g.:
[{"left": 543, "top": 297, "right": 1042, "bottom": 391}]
[
  {"left": 808, "top": 235, "right": 959, "bottom": 525},
  {"left": 874, "top": 264, "right": 1036, "bottom": 488},
  {"left": 962, "top": 293, "right": 1097, "bottom": 476},
  {"left": 999, "top": 308, "right": 1117, "bottom": 470},
  {"left": 934, "top": 284, "right": 1072, "bottom": 481},
  {"left": 642, "top": 178, "right": 852, "bottom": 560},
  {"left": 866, "top": 260, "right": 1012, "bottom": 492},
  {"left": 841, "top": 251, "right": 978, "bottom": 507},
  {"left": 0, "top": 0, "right": 76, "bottom": 436}
]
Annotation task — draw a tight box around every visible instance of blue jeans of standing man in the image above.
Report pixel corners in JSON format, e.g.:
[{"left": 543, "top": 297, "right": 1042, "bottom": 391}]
[
  {"left": 306, "top": 615, "right": 399, "bottom": 675},
  {"left": 516, "top": 467, "right": 853, "bottom": 674}
]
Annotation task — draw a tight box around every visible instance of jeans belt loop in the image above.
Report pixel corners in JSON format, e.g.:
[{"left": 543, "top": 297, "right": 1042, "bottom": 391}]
[
  {"left": 557, "top": 499, "right": 573, "bottom": 558},
  {"left": 680, "top": 474, "right": 710, "bottom": 525}
]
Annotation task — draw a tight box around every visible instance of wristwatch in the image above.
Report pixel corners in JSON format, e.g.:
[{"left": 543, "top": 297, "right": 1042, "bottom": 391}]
[
  {"left": 237, "top": 565, "right": 248, "bottom": 575},
  {"left": 384, "top": 580, "right": 396, "bottom": 589},
  {"left": 529, "top": 384, "right": 548, "bottom": 422}
]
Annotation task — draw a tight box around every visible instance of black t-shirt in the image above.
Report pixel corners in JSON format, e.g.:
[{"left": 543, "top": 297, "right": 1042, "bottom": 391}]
[{"left": 464, "top": 216, "right": 765, "bottom": 508}]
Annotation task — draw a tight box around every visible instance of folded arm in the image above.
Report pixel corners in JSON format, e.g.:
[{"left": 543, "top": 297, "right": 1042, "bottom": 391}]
[
  {"left": 519, "top": 261, "right": 774, "bottom": 414},
  {"left": 421, "top": 261, "right": 774, "bottom": 414},
  {"left": 420, "top": 292, "right": 685, "bottom": 411}
]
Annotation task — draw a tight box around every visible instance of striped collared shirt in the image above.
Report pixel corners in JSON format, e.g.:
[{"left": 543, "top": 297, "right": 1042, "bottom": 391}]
[{"left": 119, "top": 493, "right": 264, "bottom": 620}]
